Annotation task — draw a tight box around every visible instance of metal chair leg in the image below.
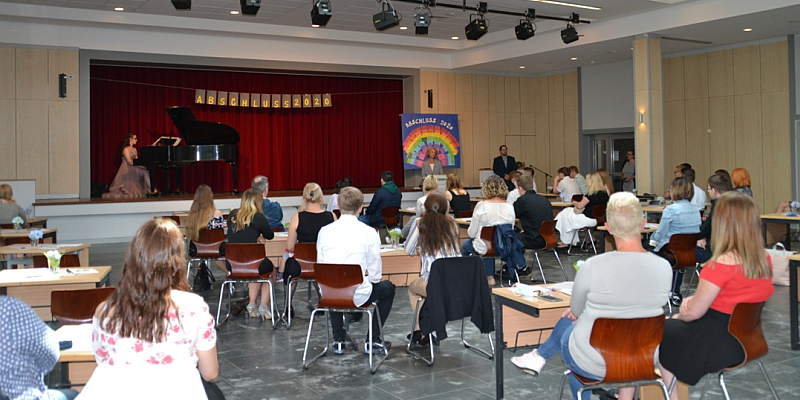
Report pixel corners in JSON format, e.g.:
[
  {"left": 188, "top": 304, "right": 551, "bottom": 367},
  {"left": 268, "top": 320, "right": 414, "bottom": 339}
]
[
  {"left": 215, "top": 280, "right": 231, "bottom": 327},
  {"left": 533, "top": 252, "right": 548, "bottom": 284},
  {"left": 587, "top": 229, "right": 597, "bottom": 254},
  {"left": 367, "top": 304, "right": 389, "bottom": 374},
  {"left": 758, "top": 361, "right": 781, "bottom": 400},
  {"left": 557, "top": 370, "right": 570, "bottom": 400},
  {"left": 406, "top": 297, "right": 435, "bottom": 366},
  {"left": 302, "top": 308, "right": 329, "bottom": 370},
  {"left": 683, "top": 264, "right": 700, "bottom": 299},
  {"left": 552, "top": 248, "right": 568, "bottom": 281},
  {"left": 460, "top": 319, "right": 494, "bottom": 360},
  {"left": 719, "top": 372, "right": 732, "bottom": 400},
  {"left": 266, "top": 280, "right": 276, "bottom": 329},
  {"left": 699, "top": 374, "right": 710, "bottom": 400},
  {"left": 285, "top": 278, "right": 295, "bottom": 328}
]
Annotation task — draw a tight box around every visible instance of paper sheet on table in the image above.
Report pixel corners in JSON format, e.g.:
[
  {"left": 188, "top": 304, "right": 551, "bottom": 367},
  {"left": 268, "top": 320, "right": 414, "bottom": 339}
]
[
  {"left": 273, "top": 232, "right": 289, "bottom": 237},
  {"left": 54, "top": 324, "right": 94, "bottom": 352},
  {"left": 645, "top": 223, "right": 659, "bottom": 229},
  {"left": 61, "top": 268, "right": 98, "bottom": 275},
  {"left": 1, "top": 268, "right": 51, "bottom": 279},
  {"left": 546, "top": 281, "right": 574, "bottom": 296},
  {"left": 460, "top": 217, "right": 472, "bottom": 222}
]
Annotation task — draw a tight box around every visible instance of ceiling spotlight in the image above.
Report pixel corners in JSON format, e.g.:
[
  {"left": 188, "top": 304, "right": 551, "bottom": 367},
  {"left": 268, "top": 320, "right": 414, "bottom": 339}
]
[
  {"left": 465, "top": 4, "right": 488, "bottom": 41},
  {"left": 414, "top": 11, "right": 430, "bottom": 35},
  {"left": 400, "top": 26, "right": 408, "bottom": 30},
  {"left": 743, "top": 28, "right": 753, "bottom": 32},
  {"left": 570, "top": 57, "right": 577, "bottom": 60},
  {"left": 171, "top": 0, "right": 191, "bottom": 10},
  {"left": 311, "top": 0, "right": 332, "bottom": 27},
  {"left": 451, "top": 36, "right": 459, "bottom": 40},
  {"left": 519, "top": 66, "right": 526, "bottom": 69},
  {"left": 373, "top": 1, "right": 400, "bottom": 31},
  {"left": 114, "top": 7, "right": 124, "bottom": 11},
  {"left": 515, "top": 8, "right": 535, "bottom": 40},
  {"left": 230, "top": 10, "right": 240, "bottom": 14},
  {"left": 561, "top": 23, "right": 579, "bottom": 44},
  {"left": 240, "top": 0, "right": 260, "bottom": 15}
]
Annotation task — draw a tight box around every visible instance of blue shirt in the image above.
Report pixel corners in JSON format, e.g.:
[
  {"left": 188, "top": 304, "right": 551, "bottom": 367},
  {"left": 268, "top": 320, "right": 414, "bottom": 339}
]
[
  {"left": 0, "top": 296, "right": 60, "bottom": 400},
  {"left": 651, "top": 199, "right": 701, "bottom": 252},
  {"left": 262, "top": 198, "right": 284, "bottom": 231}
]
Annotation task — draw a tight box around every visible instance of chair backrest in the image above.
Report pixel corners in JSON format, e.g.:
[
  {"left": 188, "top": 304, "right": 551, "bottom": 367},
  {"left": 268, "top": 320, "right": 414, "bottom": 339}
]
[
  {"left": 588, "top": 315, "right": 665, "bottom": 383},
  {"left": 32, "top": 254, "right": 80, "bottom": 268},
  {"left": 649, "top": 200, "right": 661, "bottom": 206},
  {"left": 537, "top": 220, "right": 559, "bottom": 250},
  {"left": 665, "top": 233, "right": 699, "bottom": 269},
  {"left": 0, "top": 223, "right": 14, "bottom": 229},
  {"left": 51, "top": 287, "right": 116, "bottom": 325},
  {"left": 271, "top": 226, "right": 284, "bottom": 232},
  {"left": 225, "top": 243, "right": 269, "bottom": 280},
  {"left": 727, "top": 302, "right": 768, "bottom": 369},
  {"left": 571, "top": 194, "right": 584, "bottom": 202},
  {"left": 4, "top": 237, "right": 31, "bottom": 245},
  {"left": 381, "top": 206, "right": 400, "bottom": 228},
  {"left": 293, "top": 242, "right": 318, "bottom": 280},
  {"left": 591, "top": 205, "right": 607, "bottom": 226},
  {"left": 192, "top": 228, "right": 226, "bottom": 258},
  {"left": 313, "top": 263, "right": 364, "bottom": 309},
  {"left": 332, "top": 209, "right": 341, "bottom": 219},
  {"left": 480, "top": 226, "right": 497, "bottom": 256},
  {"left": 457, "top": 210, "right": 473, "bottom": 218}
]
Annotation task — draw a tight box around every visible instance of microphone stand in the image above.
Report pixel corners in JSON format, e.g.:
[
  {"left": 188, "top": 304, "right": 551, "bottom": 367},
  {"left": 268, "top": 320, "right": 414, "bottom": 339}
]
[{"left": 530, "top": 166, "right": 553, "bottom": 192}]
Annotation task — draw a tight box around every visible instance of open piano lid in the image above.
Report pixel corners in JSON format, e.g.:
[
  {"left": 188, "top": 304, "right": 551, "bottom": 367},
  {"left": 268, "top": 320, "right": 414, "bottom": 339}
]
[{"left": 165, "top": 106, "right": 240, "bottom": 146}]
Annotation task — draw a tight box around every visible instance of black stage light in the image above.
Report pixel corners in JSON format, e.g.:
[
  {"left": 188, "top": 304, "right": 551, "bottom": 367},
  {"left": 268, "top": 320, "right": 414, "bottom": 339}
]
[
  {"left": 373, "top": 4, "right": 400, "bottom": 31},
  {"left": 465, "top": 15, "right": 487, "bottom": 40},
  {"left": 241, "top": 0, "right": 260, "bottom": 15},
  {"left": 171, "top": 0, "right": 191, "bottom": 10},
  {"left": 515, "top": 20, "right": 534, "bottom": 40},
  {"left": 311, "top": 0, "right": 332, "bottom": 26},
  {"left": 561, "top": 24, "right": 578, "bottom": 44},
  {"left": 414, "top": 12, "right": 430, "bottom": 35}
]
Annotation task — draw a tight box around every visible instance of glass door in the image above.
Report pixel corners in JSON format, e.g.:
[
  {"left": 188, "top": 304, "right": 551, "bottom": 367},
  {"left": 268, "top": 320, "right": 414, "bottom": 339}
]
[{"left": 590, "top": 134, "right": 634, "bottom": 192}]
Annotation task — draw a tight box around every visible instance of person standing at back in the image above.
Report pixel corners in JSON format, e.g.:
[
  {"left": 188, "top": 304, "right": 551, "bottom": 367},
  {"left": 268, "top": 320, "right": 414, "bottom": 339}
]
[
  {"left": 359, "top": 171, "right": 402, "bottom": 227},
  {"left": 252, "top": 175, "right": 284, "bottom": 232},
  {"left": 492, "top": 145, "right": 517, "bottom": 191}
]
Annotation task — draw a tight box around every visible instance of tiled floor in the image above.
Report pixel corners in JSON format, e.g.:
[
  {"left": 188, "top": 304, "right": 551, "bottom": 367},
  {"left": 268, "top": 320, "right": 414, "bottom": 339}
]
[{"left": 81, "top": 240, "right": 799, "bottom": 400}]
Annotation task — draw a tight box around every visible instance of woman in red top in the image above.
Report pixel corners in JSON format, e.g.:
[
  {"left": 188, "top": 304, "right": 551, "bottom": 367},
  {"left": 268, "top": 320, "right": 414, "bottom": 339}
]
[{"left": 658, "top": 191, "right": 774, "bottom": 396}]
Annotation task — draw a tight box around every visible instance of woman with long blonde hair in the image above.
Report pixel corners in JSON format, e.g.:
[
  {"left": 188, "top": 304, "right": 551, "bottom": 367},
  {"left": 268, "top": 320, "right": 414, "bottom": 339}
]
[
  {"left": 658, "top": 192, "right": 773, "bottom": 398},
  {"left": 554, "top": 172, "right": 609, "bottom": 247},
  {"left": 596, "top": 168, "right": 615, "bottom": 195},
  {"left": 282, "top": 182, "right": 336, "bottom": 284},
  {"left": 186, "top": 185, "right": 224, "bottom": 242}
]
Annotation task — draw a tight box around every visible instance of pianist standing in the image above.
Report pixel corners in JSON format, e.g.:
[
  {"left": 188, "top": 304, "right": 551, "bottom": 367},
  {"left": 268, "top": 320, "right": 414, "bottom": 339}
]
[{"left": 104, "top": 133, "right": 152, "bottom": 198}]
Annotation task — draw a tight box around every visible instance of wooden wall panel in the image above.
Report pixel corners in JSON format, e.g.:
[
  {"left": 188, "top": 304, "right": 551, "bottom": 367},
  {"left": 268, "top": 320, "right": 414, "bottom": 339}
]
[
  {"left": 534, "top": 113, "right": 550, "bottom": 191},
  {"left": 472, "top": 75, "right": 489, "bottom": 113},
  {"left": 708, "top": 50, "right": 733, "bottom": 98},
  {"left": 521, "top": 113, "right": 535, "bottom": 136},
  {"left": 489, "top": 112, "right": 506, "bottom": 151},
  {"left": 563, "top": 72, "right": 578, "bottom": 111},
  {"left": 548, "top": 111, "right": 565, "bottom": 170},
  {"left": 734, "top": 93, "right": 764, "bottom": 210},
  {"left": 0, "top": 47, "right": 14, "bottom": 100},
  {"left": 504, "top": 112, "right": 520, "bottom": 136},
  {"left": 0, "top": 100, "right": 15, "bottom": 178},
  {"left": 708, "top": 96, "right": 736, "bottom": 173},
  {"left": 663, "top": 100, "right": 686, "bottom": 180},
  {"left": 760, "top": 42, "right": 789, "bottom": 93},
  {"left": 683, "top": 54, "right": 708, "bottom": 100},
  {"left": 48, "top": 50, "right": 79, "bottom": 102},
  {"left": 662, "top": 57, "right": 684, "bottom": 101},
  {"left": 733, "top": 46, "right": 761, "bottom": 95},
  {"left": 488, "top": 75, "right": 505, "bottom": 113},
  {"left": 454, "top": 73, "right": 473, "bottom": 112},
  {"left": 564, "top": 109, "right": 580, "bottom": 167},
  {"left": 436, "top": 72, "right": 456, "bottom": 113},
  {"left": 473, "top": 112, "right": 491, "bottom": 174},
  {"left": 419, "top": 71, "right": 437, "bottom": 113},
  {"left": 16, "top": 100, "right": 49, "bottom": 194},
  {"left": 520, "top": 77, "right": 535, "bottom": 113},
  {"left": 505, "top": 136, "right": 521, "bottom": 164},
  {"left": 684, "top": 98, "right": 710, "bottom": 184},
  {"left": 548, "top": 74, "right": 564, "bottom": 112},
  {"left": 48, "top": 101, "right": 79, "bottom": 193},
  {"left": 458, "top": 112, "right": 475, "bottom": 185},
  {"left": 16, "top": 49, "right": 48, "bottom": 101},
  {"left": 761, "top": 91, "right": 790, "bottom": 212},
  {"left": 504, "top": 77, "right": 520, "bottom": 113},
  {"left": 533, "top": 77, "right": 548, "bottom": 113},
  {"left": 520, "top": 136, "right": 536, "bottom": 175}
]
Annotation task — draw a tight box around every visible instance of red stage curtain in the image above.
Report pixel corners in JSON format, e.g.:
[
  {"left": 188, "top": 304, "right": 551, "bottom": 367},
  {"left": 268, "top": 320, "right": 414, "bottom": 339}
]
[{"left": 90, "top": 64, "right": 405, "bottom": 192}]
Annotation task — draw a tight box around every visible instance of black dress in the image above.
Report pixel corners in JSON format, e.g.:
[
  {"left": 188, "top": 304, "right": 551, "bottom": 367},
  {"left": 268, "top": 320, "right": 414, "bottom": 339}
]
[
  {"left": 582, "top": 191, "right": 609, "bottom": 218},
  {"left": 222, "top": 210, "right": 274, "bottom": 274},
  {"left": 285, "top": 211, "right": 335, "bottom": 279},
  {"left": 449, "top": 190, "right": 471, "bottom": 216}
]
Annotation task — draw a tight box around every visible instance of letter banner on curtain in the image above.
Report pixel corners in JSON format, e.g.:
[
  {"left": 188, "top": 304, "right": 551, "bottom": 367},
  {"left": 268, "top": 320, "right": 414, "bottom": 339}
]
[{"left": 401, "top": 113, "right": 461, "bottom": 170}]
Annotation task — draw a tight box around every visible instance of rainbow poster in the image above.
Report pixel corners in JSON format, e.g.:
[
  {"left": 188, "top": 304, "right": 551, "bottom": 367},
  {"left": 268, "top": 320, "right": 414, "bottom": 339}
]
[{"left": 401, "top": 114, "right": 461, "bottom": 170}]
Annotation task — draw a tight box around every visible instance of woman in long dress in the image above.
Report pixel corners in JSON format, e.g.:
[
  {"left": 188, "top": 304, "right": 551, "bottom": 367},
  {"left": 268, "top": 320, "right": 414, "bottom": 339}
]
[{"left": 104, "top": 133, "right": 152, "bottom": 198}]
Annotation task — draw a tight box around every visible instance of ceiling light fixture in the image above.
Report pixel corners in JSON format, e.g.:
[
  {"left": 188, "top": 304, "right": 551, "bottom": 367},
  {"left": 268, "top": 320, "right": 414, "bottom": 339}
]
[
  {"left": 570, "top": 57, "right": 577, "bottom": 60},
  {"left": 230, "top": 10, "right": 240, "bottom": 14},
  {"left": 465, "top": 2, "right": 488, "bottom": 40},
  {"left": 114, "top": 7, "right": 124, "bottom": 11},
  {"left": 526, "top": 0, "right": 600, "bottom": 11},
  {"left": 311, "top": 0, "right": 332, "bottom": 27},
  {"left": 400, "top": 26, "right": 408, "bottom": 30},
  {"left": 743, "top": 28, "right": 753, "bottom": 32},
  {"left": 171, "top": 0, "right": 191, "bottom": 10},
  {"left": 240, "top": 0, "right": 261, "bottom": 15},
  {"left": 515, "top": 8, "right": 536, "bottom": 40},
  {"left": 373, "top": 0, "right": 401, "bottom": 31},
  {"left": 414, "top": 12, "right": 430, "bottom": 35},
  {"left": 519, "top": 66, "right": 526, "bottom": 69},
  {"left": 451, "top": 36, "right": 459, "bottom": 40},
  {"left": 561, "top": 13, "right": 580, "bottom": 44}
]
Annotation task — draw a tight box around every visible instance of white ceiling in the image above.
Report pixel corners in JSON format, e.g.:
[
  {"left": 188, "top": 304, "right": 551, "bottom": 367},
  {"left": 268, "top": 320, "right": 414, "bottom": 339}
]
[{"left": 1, "top": 0, "right": 799, "bottom": 74}]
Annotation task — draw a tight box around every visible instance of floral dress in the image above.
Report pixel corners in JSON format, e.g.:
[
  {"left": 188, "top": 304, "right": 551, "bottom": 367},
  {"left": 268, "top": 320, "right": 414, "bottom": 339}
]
[{"left": 79, "top": 290, "right": 217, "bottom": 400}]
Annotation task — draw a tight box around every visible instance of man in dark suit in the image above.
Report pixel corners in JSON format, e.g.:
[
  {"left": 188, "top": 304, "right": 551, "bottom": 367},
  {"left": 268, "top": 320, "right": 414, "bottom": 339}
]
[
  {"left": 359, "top": 170, "right": 402, "bottom": 227},
  {"left": 492, "top": 145, "right": 516, "bottom": 191},
  {"left": 513, "top": 174, "right": 553, "bottom": 250}
]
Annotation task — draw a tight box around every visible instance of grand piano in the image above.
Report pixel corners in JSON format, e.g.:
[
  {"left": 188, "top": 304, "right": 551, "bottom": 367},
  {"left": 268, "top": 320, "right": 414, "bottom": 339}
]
[{"left": 135, "top": 106, "right": 240, "bottom": 194}]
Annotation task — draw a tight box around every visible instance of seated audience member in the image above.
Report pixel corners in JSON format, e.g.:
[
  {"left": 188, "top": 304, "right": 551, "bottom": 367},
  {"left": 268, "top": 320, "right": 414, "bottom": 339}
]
[
  {"left": 596, "top": 168, "right": 615, "bottom": 195},
  {"left": 461, "top": 175, "right": 515, "bottom": 286},
  {"left": 715, "top": 169, "right": 732, "bottom": 183},
  {"left": 732, "top": 167, "right": 753, "bottom": 197},
  {"left": 0, "top": 184, "right": 26, "bottom": 225},
  {"left": 404, "top": 193, "right": 461, "bottom": 346},
  {"left": 506, "top": 171, "right": 523, "bottom": 204},
  {"left": 664, "top": 163, "right": 691, "bottom": 199},
  {"left": 186, "top": 184, "right": 226, "bottom": 280},
  {"left": 775, "top": 201, "right": 796, "bottom": 213},
  {"left": 420, "top": 147, "right": 444, "bottom": 179},
  {"left": 681, "top": 168, "right": 707, "bottom": 211},
  {"left": 553, "top": 167, "right": 581, "bottom": 201},
  {"left": 511, "top": 192, "right": 672, "bottom": 400},
  {"left": 0, "top": 296, "right": 79, "bottom": 400},
  {"left": 282, "top": 182, "right": 336, "bottom": 286},
  {"left": 226, "top": 189, "right": 275, "bottom": 320},
  {"left": 318, "top": 187, "right": 396, "bottom": 355},
  {"left": 649, "top": 177, "right": 701, "bottom": 307},
  {"left": 554, "top": 172, "right": 609, "bottom": 247},
  {"left": 445, "top": 174, "right": 471, "bottom": 216},
  {"left": 569, "top": 166, "right": 588, "bottom": 195},
  {"left": 522, "top": 167, "right": 538, "bottom": 193},
  {"left": 695, "top": 174, "right": 733, "bottom": 263},
  {"left": 514, "top": 175, "right": 553, "bottom": 250},
  {"left": 80, "top": 219, "right": 219, "bottom": 399},
  {"left": 359, "top": 171, "right": 402, "bottom": 227},
  {"left": 326, "top": 179, "right": 351, "bottom": 212},
  {"left": 658, "top": 192, "right": 774, "bottom": 399},
  {"left": 402, "top": 175, "right": 439, "bottom": 238},
  {"left": 252, "top": 175, "right": 284, "bottom": 231}
]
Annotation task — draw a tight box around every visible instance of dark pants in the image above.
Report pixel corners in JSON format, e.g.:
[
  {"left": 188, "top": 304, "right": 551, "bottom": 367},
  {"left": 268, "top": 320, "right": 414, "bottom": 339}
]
[{"left": 330, "top": 280, "right": 395, "bottom": 342}]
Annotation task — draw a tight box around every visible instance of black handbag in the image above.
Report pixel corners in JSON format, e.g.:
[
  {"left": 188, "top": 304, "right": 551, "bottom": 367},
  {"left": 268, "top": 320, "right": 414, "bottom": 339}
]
[{"left": 192, "top": 261, "right": 215, "bottom": 292}]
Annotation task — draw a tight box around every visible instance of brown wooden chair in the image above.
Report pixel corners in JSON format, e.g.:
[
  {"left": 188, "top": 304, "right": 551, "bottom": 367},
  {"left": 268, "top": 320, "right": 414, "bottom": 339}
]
[
  {"left": 696, "top": 302, "right": 779, "bottom": 400},
  {"left": 0, "top": 223, "right": 15, "bottom": 229},
  {"left": 527, "top": 219, "right": 568, "bottom": 283},
  {"left": 216, "top": 243, "right": 276, "bottom": 328},
  {"left": 381, "top": 206, "right": 400, "bottom": 229},
  {"left": 457, "top": 210, "right": 473, "bottom": 218},
  {"left": 332, "top": 209, "right": 341, "bottom": 219},
  {"left": 478, "top": 226, "right": 509, "bottom": 285},
  {"left": 284, "top": 242, "right": 319, "bottom": 328},
  {"left": 663, "top": 232, "right": 699, "bottom": 314},
  {"left": 188, "top": 228, "right": 226, "bottom": 279},
  {"left": 33, "top": 254, "right": 80, "bottom": 268},
  {"left": 51, "top": 287, "right": 116, "bottom": 325},
  {"left": 558, "top": 315, "right": 670, "bottom": 400},
  {"left": 4, "top": 237, "right": 31, "bottom": 246},
  {"left": 568, "top": 205, "right": 606, "bottom": 256},
  {"left": 302, "top": 263, "right": 388, "bottom": 374},
  {"left": 272, "top": 226, "right": 284, "bottom": 233}
]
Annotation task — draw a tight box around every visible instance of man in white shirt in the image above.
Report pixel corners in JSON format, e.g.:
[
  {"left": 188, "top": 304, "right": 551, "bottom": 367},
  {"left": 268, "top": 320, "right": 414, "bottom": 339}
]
[
  {"left": 522, "top": 167, "right": 538, "bottom": 193},
  {"left": 506, "top": 171, "right": 522, "bottom": 204},
  {"left": 553, "top": 167, "right": 580, "bottom": 201},
  {"left": 681, "top": 167, "right": 707, "bottom": 211},
  {"left": 317, "top": 187, "right": 396, "bottom": 355}
]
